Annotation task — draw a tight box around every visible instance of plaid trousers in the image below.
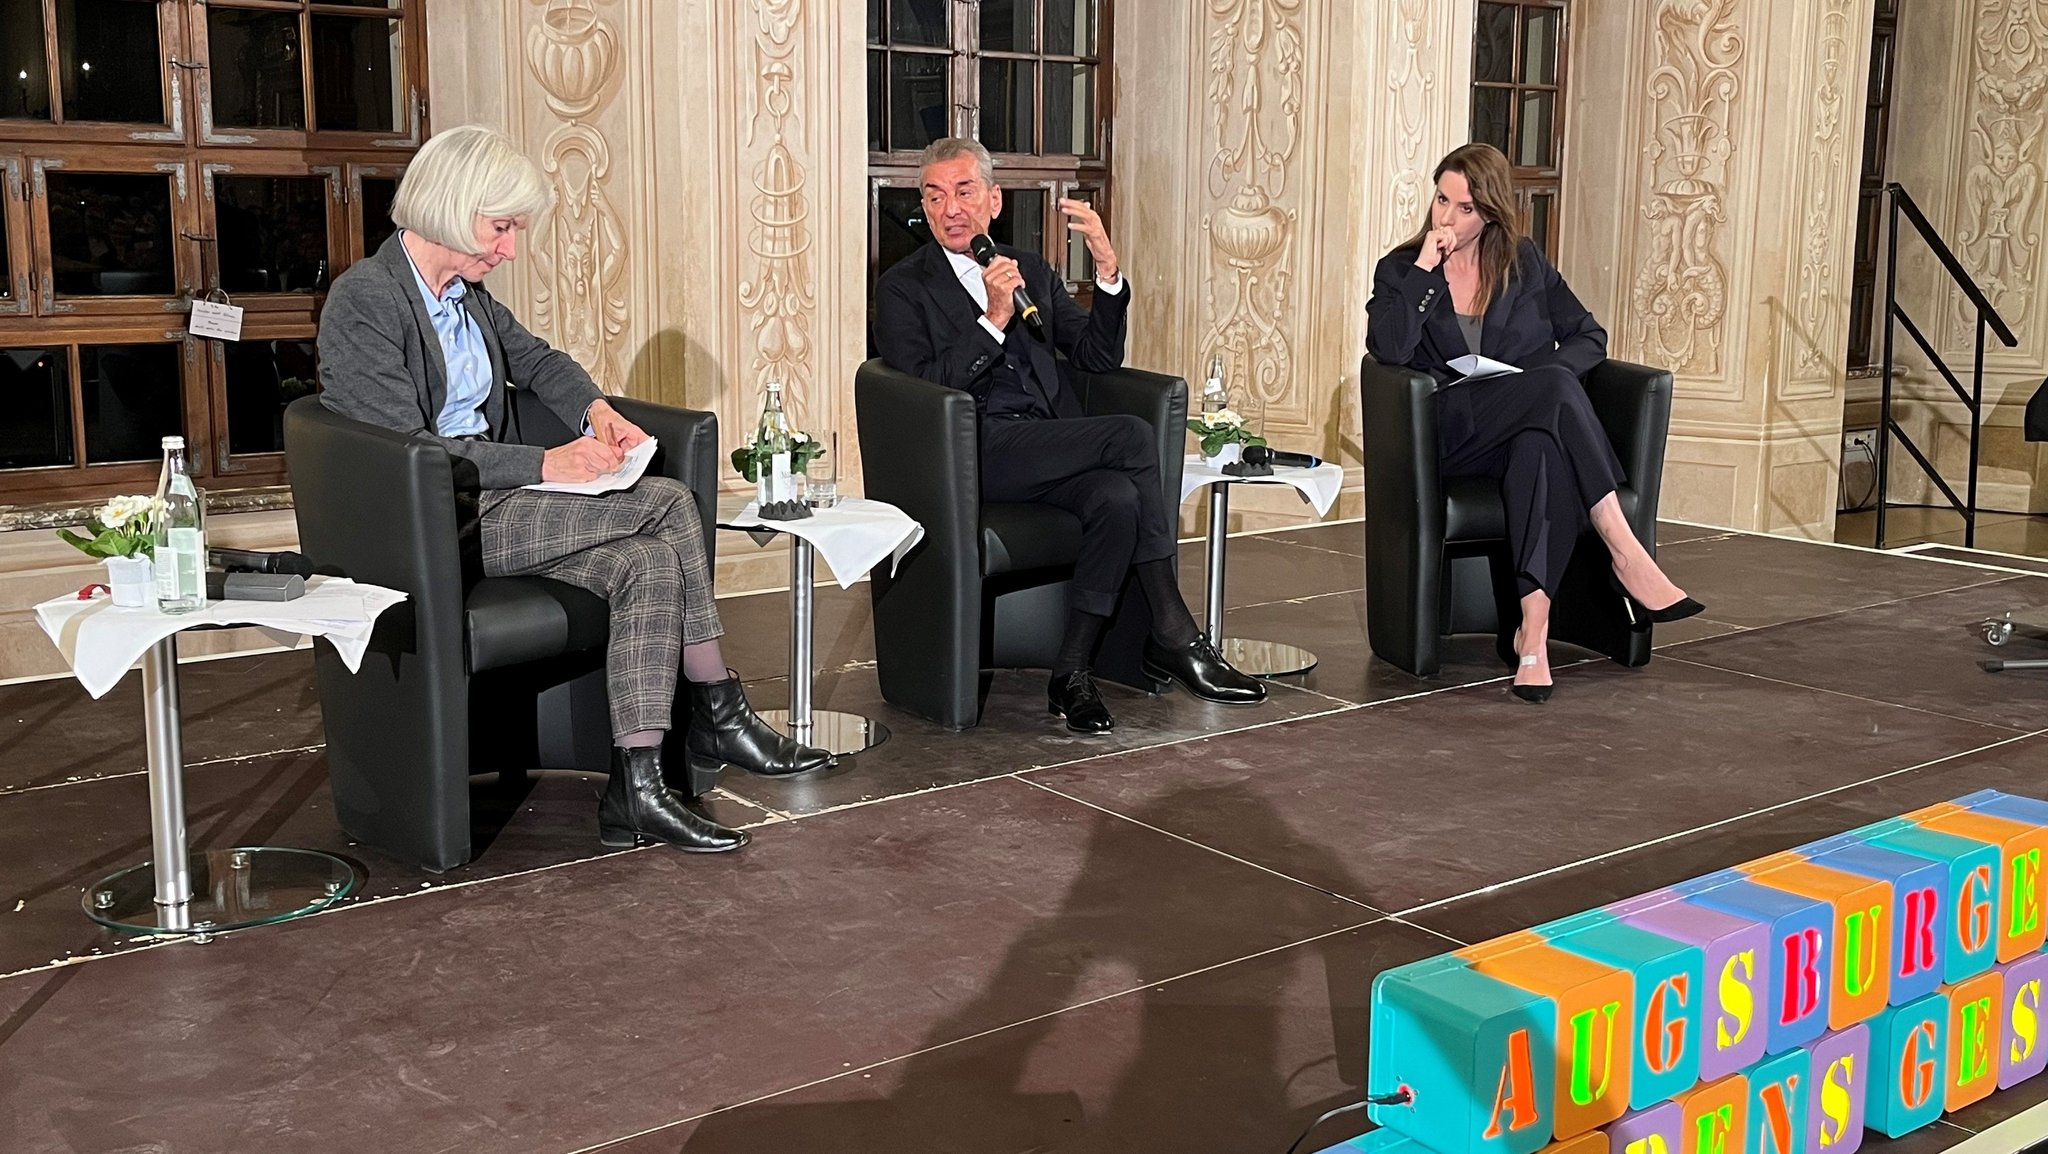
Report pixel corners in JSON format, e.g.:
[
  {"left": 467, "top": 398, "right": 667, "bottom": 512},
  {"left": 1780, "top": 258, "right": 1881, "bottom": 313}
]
[{"left": 479, "top": 476, "right": 722, "bottom": 737}]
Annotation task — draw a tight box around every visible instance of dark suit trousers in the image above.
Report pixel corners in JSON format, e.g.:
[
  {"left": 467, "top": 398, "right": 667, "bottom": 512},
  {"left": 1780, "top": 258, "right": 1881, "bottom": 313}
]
[
  {"left": 980, "top": 413, "right": 1177, "bottom": 617},
  {"left": 1437, "top": 365, "right": 1622, "bottom": 599}
]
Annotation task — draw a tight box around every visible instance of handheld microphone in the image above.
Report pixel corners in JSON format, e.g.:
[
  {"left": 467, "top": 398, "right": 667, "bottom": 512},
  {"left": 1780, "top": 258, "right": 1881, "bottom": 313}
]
[{"left": 968, "top": 234, "right": 1043, "bottom": 332}]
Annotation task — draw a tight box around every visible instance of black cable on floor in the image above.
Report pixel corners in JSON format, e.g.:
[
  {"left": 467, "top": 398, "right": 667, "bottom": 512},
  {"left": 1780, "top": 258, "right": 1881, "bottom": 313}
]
[{"left": 1282, "top": 1088, "right": 1413, "bottom": 1154}]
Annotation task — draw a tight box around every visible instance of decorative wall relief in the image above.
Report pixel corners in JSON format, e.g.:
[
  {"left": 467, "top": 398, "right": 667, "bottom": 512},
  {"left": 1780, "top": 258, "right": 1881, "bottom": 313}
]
[
  {"left": 1200, "top": 0, "right": 1303, "bottom": 419},
  {"left": 1953, "top": 0, "right": 2048, "bottom": 344},
  {"left": 736, "top": 0, "right": 819, "bottom": 427},
  {"left": 525, "top": 0, "right": 631, "bottom": 392},
  {"left": 1382, "top": 0, "right": 1440, "bottom": 245},
  {"left": 1629, "top": 0, "right": 1744, "bottom": 378},
  {"left": 1790, "top": 0, "right": 1853, "bottom": 382}
]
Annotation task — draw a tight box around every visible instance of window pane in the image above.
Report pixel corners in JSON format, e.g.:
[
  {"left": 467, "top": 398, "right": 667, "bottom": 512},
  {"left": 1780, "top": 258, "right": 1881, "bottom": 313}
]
[
  {"left": 889, "top": 52, "right": 948, "bottom": 152},
  {"left": 2, "top": 0, "right": 52, "bottom": 121},
  {"left": 1, "top": 204, "right": 12, "bottom": 299},
  {"left": 0, "top": 347, "right": 71, "bottom": 468},
  {"left": 1475, "top": 4, "right": 1515, "bottom": 85},
  {"left": 1527, "top": 191, "right": 1553, "bottom": 255},
  {"left": 47, "top": 172, "right": 177, "bottom": 297},
  {"left": 361, "top": 176, "right": 398, "bottom": 257},
  {"left": 322, "top": 0, "right": 397, "bottom": 8},
  {"left": 1855, "top": 190, "right": 1881, "bottom": 265},
  {"left": 1472, "top": 87, "right": 1510, "bottom": 154},
  {"left": 988, "top": 187, "right": 1044, "bottom": 255},
  {"left": 57, "top": 0, "right": 164, "bottom": 124},
  {"left": 226, "top": 338, "right": 318, "bottom": 456},
  {"left": 217, "top": 176, "right": 331, "bottom": 294},
  {"left": 1064, "top": 187, "right": 1096, "bottom": 281},
  {"left": 209, "top": 9, "right": 306, "bottom": 130},
  {"left": 875, "top": 186, "right": 928, "bottom": 278},
  {"left": 1521, "top": 6, "right": 1559, "bottom": 87},
  {"left": 81, "top": 343, "right": 181, "bottom": 463},
  {"left": 980, "top": 0, "right": 1033, "bottom": 53},
  {"left": 312, "top": 15, "right": 402, "bottom": 133},
  {"left": 867, "top": 50, "right": 885, "bottom": 151},
  {"left": 866, "top": 0, "right": 881, "bottom": 44},
  {"left": 1516, "top": 90, "right": 1554, "bottom": 167},
  {"left": 1045, "top": 0, "right": 1097, "bottom": 57},
  {"left": 890, "top": 0, "right": 947, "bottom": 47},
  {"left": 979, "top": 57, "right": 1034, "bottom": 154},
  {"left": 1044, "top": 62, "right": 1094, "bottom": 155}
]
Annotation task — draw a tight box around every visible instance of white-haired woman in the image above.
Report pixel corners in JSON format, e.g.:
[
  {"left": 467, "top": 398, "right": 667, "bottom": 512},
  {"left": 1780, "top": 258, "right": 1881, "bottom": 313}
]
[{"left": 317, "top": 124, "right": 832, "bottom": 854}]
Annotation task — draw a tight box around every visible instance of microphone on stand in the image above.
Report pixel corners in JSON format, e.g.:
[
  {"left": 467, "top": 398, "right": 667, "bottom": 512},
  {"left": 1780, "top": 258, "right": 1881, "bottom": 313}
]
[{"left": 968, "top": 233, "right": 1043, "bottom": 332}]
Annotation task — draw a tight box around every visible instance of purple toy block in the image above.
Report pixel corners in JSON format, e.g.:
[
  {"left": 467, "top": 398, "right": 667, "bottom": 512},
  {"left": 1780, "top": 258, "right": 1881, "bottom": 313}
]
[
  {"left": 1998, "top": 951, "right": 2048, "bottom": 1089},
  {"left": 1606, "top": 1101, "right": 1681, "bottom": 1153},
  {"left": 1622, "top": 899, "right": 1770, "bottom": 1081},
  {"left": 1805, "top": 1025, "right": 1869, "bottom": 1153}
]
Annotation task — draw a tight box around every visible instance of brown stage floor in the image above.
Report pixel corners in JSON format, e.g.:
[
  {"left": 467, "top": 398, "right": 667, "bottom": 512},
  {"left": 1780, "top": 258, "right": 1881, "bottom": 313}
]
[{"left": 2, "top": 521, "right": 2044, "bottom": 1152}]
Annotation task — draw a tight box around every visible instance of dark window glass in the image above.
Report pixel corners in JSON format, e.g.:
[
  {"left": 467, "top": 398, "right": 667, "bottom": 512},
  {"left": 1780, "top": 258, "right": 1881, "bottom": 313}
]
[
  {"left": 1044, "top": 62, "right": 1094, "bottom": 155},
  {"left": 0, "top": 347, "right": 72, "bottom": 468},
  {"left": 47, "top": 172, "right": 177, "bottom": 297},
  {"left": 876, "top": 185, "right": 928, "bottom": 278},
  {"left": 1475, "top": 4, "right": 1516, "bottom": 84},
  {"left": 867, "top": 0, "right": 881, "bottom": 43},
  {"left": 217, "top": 175, "right": 330, "bottom": 294},
  {"left": 361, "top": 176, "right": 398, "bottom": 257},
  {"left": 209, "top": 9, "right": 306, "bottom": 130},
  {"left": 891, "top": 0, "right": 947, "bottom": 47},
  {"left": 1528, "top": 191, "right": 1553, "bottom": 254},
  {"left": 867, "top": 51, "right": 885, "bottom": 151},
  {"left": 324, "top": 0, "right": 397, "bottom": 8},
  {"left": 225, "top": 338, "right": 317, "bottom": 455},
  {"left": 1521, "top": 6, "right": 1559, "bottom": 86},
  {"left": 1, "top": 0, "right": 52, "bottom": 120},
  {"left": 1472, "top": 88, "right": 1510, "bottom": 154},
  {"left": 980, "top": 0, "right": 1033, "bottom": 53},
  {"left": 988, "top": 187, "right": 1044, "bottom": 254},
  {"left": 81, "top": 343, "right": 181, "bottom": 463},
  {"left": 57, "top": 0, "right": 164, "bottom": 124},
  {"left": 1516, "top": 90, "right": 1553, "bottom": 167},
  {"left": 313, "top": 16, "right": 401, "bottom": 132},
  {"left": 1045, "top": 0, "right": 1096, "bottom": 57},
  {"left": 979, "top": 57, "right": 1033, "bottom": 153},
  {"left": 1064, "top": 186, "right": 1097, "bottom": 280},
  {"left": 1, "top": 203, "right": 12, "bottom": 298},
  {"left": 889, "top": 53, "right": 948, "bottom": 151}
]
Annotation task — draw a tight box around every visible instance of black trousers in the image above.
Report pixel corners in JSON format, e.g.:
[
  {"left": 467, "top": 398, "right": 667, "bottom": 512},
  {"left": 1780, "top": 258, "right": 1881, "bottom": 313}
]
[
  {"left": 1437, "top": 365, "right": 1622, "bottom": 598},
  {"left": 980, "top": 413, "right": 1177, "bottom": 616}
]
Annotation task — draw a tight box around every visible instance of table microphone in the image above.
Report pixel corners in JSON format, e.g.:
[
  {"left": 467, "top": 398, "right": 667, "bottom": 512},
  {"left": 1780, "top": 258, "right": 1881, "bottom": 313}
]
[
  {"left": 968, "top": 234, "right": 1044, "bottom": 331},
  {"left": 1268, "top": 449, "right": 1322, "bottom": 469}
]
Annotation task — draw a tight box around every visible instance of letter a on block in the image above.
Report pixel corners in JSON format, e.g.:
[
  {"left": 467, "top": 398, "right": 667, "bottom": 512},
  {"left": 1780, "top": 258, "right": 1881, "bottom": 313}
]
[{"left": 1484, "top": 1026, "right": 1543, "bottom": 1143}]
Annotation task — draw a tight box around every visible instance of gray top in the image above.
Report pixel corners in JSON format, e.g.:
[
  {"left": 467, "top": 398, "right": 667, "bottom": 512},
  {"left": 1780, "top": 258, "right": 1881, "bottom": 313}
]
[
  {"left": 1457, "top": 312, "right": 1484, "bottom": 358},
  {"left": 317, "top": 234, "right": 605, "bottom": 490}
]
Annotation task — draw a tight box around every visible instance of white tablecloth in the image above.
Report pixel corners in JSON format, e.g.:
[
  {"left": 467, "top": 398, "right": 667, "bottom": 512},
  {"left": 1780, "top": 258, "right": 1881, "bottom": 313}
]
[
  {"left": 34, "top": 576, "right": 408, "bottom": 699},
  {"left": 1180, "top": 456, "right": 1347, "bottom": 518},
  {"left": 723, "top": 497, "right": 925, "bottom": 589}
]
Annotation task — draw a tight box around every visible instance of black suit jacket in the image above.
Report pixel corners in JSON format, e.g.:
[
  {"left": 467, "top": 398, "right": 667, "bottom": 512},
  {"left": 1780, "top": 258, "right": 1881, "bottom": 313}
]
[
  {"left": 873, "top": 242, "right": 1131, "bottom": 419},
  {"left": 1364, "top": 237, "right": 1606, "bottom": 389}
]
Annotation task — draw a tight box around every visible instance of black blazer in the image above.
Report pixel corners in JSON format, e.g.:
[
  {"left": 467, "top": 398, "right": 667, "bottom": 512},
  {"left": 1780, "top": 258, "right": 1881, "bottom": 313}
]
[
  {"left": 1364, "top": 237, "right": 1606, "bottom": 389},
  {"left": 873, "top": 241, "right": 1130, "bottom": 420}
]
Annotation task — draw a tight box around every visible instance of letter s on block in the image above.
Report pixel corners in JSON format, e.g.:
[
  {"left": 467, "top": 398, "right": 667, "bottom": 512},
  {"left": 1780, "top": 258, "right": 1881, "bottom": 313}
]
[
  {"left": 1818, "top": 1054, "right": 1855, "bottom": 1147},
  {"left": 2015, "top": 978, "right": 2041, "bottom": 1066},
  {"left": 1718, "top": 950, "right": 1755, "bottom": 1050}
]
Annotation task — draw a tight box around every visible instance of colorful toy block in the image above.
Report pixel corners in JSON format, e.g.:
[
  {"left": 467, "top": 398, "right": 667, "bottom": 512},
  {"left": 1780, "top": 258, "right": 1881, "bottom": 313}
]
[
  {"left": 1545, "top": 913, "right": 1706, "bottom": 1109},
  {"left": 1368, "top": 954, "right": 1556, "bottom": 1154},
  {"left": 1804, "top": 1026, "right": 1868, "bottom": 1153},
  {"left": 1621, "top": 900, "right": 1769, "bottom": 1082},
  {"left": 1997, "top": 951, "right": 2047, "bottom": 1089},
  {"left": 1605, "top": 1102, "right": 1681, "bottom": 1154},
  {"left": 1675, "top": 1073, "right": 1747, "bottom": 1154},
  {"left": 1744, "top": 1046, "right": 1810, "bottom": 1154},
  {"left": 1679, "top": 880, "right": 1831, "bottom": 1054},
  {"left": 1803, "top": 836, "right": 1947, "bottom": 1007},
  {"left": 1461, "top": 935, "right": 1635, "bottom": 1140},
  {"left": 1864, "top": 991, "right": 1948, "bottom": 1138},
  {"left": 1942, "top": 969, "right": 2003, "bottom": 1113},
  {"left": 1912, "top": 807, "right": 2048, "bottom": 962},
  {"left": 1740, "top": 856, "right": 1891, "bottom": 1029},
  {"left": 1860, "top": 821, "right": 2002, "bottom": 983}
]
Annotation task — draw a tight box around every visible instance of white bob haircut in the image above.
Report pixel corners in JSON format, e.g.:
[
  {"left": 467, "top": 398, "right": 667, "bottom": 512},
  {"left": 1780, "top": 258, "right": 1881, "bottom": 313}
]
[{"left": 391, "top": 125, "right": 552, "bottom": 254}]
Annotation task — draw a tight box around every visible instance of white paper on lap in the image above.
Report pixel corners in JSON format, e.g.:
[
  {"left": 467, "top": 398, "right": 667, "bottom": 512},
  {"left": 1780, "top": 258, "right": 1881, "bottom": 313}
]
[
  {"left": 522, "top": 437, "right": 659, "bottom": 496},
  {"left": 1179, "top": 456, "right": 1347, "bottom": 518},
  {"left": 1445, "top": 354, "right": 1522, "bottom": 385},
  {"left": 724, "top": 497, "right": 925, "bottom": 589}
]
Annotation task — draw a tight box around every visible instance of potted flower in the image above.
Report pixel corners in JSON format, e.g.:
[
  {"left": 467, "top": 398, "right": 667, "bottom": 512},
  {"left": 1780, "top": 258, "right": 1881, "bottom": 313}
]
[
  {"left": 1188, "top": 407, "right": 1267, "bottom": 467},
  {"left": 57, "top": 495, "right": 162, "bottom": 608},
  {"left": 732, "top": 429, "right": 826, "bottom": 507}
]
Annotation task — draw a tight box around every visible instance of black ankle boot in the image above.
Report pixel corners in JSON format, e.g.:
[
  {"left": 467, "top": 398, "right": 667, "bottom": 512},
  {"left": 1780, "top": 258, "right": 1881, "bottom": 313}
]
[
  {"left": 599, "top": 746, "right": 748, "bottom": 852},
  {"left": 686, "top": 677, "right": 837, "bottom": 778}
]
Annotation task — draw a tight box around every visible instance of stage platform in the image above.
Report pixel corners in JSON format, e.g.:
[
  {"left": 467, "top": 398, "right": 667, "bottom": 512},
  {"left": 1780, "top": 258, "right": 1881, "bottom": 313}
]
[{"left": 2, "top": 520, "right": 2046, "bottom": 1152}]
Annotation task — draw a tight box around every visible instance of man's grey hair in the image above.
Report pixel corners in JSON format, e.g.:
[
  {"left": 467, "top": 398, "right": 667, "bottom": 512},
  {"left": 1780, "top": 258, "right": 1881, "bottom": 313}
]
[{"left": 918, "top": 137, "right": 996, "bottom": 185}]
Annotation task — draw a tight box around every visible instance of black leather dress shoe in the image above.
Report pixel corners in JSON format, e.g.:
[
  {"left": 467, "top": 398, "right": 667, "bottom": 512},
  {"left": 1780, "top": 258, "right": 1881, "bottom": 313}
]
[
  {"left": 1141, "top": 636, "right": 1267, "bottom": 705},
  {"left": 599, "top": 746, "right": 749, "bottom": 853},
  {"left": 1047, "top": 669, "right": 1115, "bottom": 733}
]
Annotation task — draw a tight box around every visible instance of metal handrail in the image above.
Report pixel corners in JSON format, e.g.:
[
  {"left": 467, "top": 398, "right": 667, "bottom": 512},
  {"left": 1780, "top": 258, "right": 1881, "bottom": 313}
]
[{"left": 1875, "top": 182, "right": 2021, "bottom": 549}]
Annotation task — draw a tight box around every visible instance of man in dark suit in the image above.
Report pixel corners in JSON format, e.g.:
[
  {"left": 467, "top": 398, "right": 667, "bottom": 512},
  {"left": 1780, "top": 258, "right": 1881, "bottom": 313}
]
[{"left": 873, "top": 137, "right": 1263, "bottom": 734}]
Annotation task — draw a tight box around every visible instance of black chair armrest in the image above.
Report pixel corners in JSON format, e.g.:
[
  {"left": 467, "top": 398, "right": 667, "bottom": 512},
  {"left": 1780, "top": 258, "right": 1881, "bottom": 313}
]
[
  {"left": 1360, "top": 358, "right": 1448, "bottom": 675},
  {"left": 1579, "top": 359, "right": 1673, "bottom": 534},
  {"left": 855, "top": 359, "right": 980, "bottom": 556},
  {"left": 1075, "top": 366, "right": 1189, "bottom": 509}
]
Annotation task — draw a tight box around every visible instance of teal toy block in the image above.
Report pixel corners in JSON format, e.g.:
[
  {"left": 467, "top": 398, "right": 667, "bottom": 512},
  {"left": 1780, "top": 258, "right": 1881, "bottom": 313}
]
[
  {"left": 1543, "top": 911, "right": 1704, "bottom": 1109},
  {"left": 1863, "top": 991, "right": 1949, "bottom": 1139},
  {"left": 1369, "top": 955, "right": 1556, "bottom": 1154},
  {"left": 1806, "top": 835, "right": 1948, "bottom": 1005},
  {"left": 1744, "top": 1046, "right": 1811, "bottom": 1154},
  {"left": 1863, "top": 820, "right": 2002, "bottom": 983}
]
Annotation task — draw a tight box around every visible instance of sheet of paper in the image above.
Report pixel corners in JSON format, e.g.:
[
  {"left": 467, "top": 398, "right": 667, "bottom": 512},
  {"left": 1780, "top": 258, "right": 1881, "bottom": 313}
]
[
  {"left": 522, "top": 437, "right": 658, "bottom": 496},
  {"left": 1446, "top": 354, "right": 1522, "bottom": 384},
  {"left": 189, "top": 299, "right": 245, "bottom": 341}
]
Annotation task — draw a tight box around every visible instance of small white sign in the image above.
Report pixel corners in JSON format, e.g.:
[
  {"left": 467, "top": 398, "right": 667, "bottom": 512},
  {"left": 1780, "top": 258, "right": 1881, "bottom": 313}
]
[{"left": 189, "top": 299, "right": 245, "bottom": 342}]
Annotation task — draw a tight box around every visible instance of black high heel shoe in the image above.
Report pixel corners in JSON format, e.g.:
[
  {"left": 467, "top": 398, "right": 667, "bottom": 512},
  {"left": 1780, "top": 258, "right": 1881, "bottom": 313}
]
[
  {"left": 1511, "top": 654, "right": 1553, "bottom": 704},
  {"left": 1610, "top": 572, "right": 1707, "bottom": 628}
]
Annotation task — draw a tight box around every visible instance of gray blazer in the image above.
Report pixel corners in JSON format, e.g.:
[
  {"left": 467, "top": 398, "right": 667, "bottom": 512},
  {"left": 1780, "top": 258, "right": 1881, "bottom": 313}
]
[{"left": 316, "top": 233, "right": 604, "bottom": 489}]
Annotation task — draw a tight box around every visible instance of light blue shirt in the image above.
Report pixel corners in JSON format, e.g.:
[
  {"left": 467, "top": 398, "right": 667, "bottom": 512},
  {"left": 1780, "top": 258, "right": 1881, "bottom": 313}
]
[{"left": 401, "top": 233, "right": 492, "bottom": 437}]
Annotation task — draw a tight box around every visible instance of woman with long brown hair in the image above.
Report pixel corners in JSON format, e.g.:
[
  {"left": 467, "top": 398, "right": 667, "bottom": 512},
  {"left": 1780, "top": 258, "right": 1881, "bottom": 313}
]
[{"left": 1365, "top": 143, "right": 1702, "bottom": 702}]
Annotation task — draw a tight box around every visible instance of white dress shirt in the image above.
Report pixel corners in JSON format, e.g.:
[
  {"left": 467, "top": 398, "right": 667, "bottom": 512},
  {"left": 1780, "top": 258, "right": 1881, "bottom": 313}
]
[{"left": 942, "top": 248, "right": 1124, "bottom": 344}]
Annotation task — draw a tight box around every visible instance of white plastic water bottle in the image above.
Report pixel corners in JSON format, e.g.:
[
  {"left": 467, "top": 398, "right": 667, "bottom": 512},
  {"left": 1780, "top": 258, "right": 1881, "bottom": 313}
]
[{"left": 151, "top": 436, "right": 206, "bottom": 613}]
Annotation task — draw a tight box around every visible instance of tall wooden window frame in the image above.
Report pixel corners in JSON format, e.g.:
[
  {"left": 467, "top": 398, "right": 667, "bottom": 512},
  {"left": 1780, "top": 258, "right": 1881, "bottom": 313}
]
[
  {"left": 1847, "top": 0, "right": 1900, "bottom": 370},
  {"left": 865, "top": 0, "right": 1114, "bottom": 302},
  {"left": 1469, "top": 0, "right": 1569, "bottom": 260},
  {"left": 0, "top": 0, "right": 426, "bottom": 508}
]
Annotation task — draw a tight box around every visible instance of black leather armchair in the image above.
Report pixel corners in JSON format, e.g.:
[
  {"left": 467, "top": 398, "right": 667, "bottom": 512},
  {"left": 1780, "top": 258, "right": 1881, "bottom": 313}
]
[
  {"left": 1360, "top": 357, "right": 1675, "bottom": 677},
  {"left": 282, "top": 391, "right": 721, "bottom": 871},
  {"left": 855, "top": 358, "right": 1187, "bottom": 729}
]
